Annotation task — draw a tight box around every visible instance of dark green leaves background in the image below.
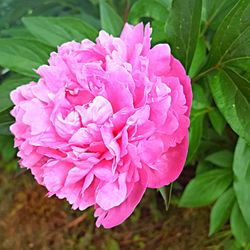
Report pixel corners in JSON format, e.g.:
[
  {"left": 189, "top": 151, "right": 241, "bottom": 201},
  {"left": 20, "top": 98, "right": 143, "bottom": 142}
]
[{"left": 0, "top": 0, "right": 249, "bottom": 246}]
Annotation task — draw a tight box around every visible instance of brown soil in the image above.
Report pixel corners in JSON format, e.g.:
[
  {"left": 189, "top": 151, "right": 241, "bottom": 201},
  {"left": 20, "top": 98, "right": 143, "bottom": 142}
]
[{"left": 0, "top": 170, "right": 219, "bottom": 250}]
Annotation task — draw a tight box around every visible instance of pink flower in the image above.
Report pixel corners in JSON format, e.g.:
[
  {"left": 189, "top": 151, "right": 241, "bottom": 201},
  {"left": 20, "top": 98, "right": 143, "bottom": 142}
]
[{"left": 10, "top": 23, "right": 192, "bottom": 228}]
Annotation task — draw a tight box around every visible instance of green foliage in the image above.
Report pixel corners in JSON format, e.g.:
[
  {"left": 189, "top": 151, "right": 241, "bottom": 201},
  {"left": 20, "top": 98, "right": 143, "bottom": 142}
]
[
  {"left": 205, "top": 150, "right": 233, "bottom": 168},
  {"left": 165, "top": 0, "right": 202, "bottom": 71},
  {"left": 209, "top": 188, "right": 235, "bottom": 235},
  {"left": 0, "top": 75, "right": 33, "bottom": 112},
  {"left": 128, "top": 0, "right": 170, "bottom": 43},
  {"left": 208, "top": 107, "right": 226, "bottom": 135},
  {"left": 99, "top": 0, "right": 123, "bottom": 36},
  {"left": 22, "top": 16, "right": 99, "bottom": 47},
  {"left": 233, "top": 138, "right": 250, "bottom": 229},
  {"left": 231, "top": 202, "right": 250, "bottom": 244},
  {"left": 0, "top": 39, "right": 53, "bottom": 77},
  {"left": 0, "top": 0, "right": 249, "bottom": 245},
  {"left": 206, "top": 0, "right": 250, "bottom": 144},
  {"left": 179, "top": 169, "right": 232, "bottom": 207}
]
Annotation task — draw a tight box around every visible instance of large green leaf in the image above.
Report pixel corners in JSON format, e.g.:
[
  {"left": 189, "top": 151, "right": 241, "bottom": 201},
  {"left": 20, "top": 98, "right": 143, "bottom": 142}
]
[
  {"left": 233, "top": 138, "right": 250, "bottom": 228},
  {"left": 165, "top": 0, "right": 202, "bottom": 71},
  {"left": 209, "top": 188, "right": 235, "bottom": 235},
  {"left": 206, "top": 0, "right": 250, "bottom": 68},
  {"left": 99, "top": 0, "right": 123, "bottom": 36},
  {"left": 199, "top": 0, "right": 250, "bottom": 143},
  {"left": 0, "top": 75, "right": 32, "bottom": 113},
  {"left": 0, "top": 38, "right": 52, "bottom": 77},
  {"left": 203, "top": 0, "right": 239, "bottom": 34},
  {"left": 22, "top": 16, "right": 99, "bottom": 47},
  {"left": 179, "top": 169, "right": 232, "bottom": 207},
  {"left": 231, "top": 202, "right": 250, "bottom": 244},
  {"left": 205, "top": 150, "right": 233, "bottom": 168},
  {"left": 208, "top": 69, "right": 250, "bottom": 144}
]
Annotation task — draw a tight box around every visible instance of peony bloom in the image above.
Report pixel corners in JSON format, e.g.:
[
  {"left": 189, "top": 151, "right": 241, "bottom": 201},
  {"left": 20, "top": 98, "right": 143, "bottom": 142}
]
[{"left": 10, "top": 23, "right": 192, "bottom": 228}]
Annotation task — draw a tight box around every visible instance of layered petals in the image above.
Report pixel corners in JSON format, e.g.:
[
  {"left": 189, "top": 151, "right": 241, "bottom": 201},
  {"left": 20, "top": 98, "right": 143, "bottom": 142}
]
[{"left": 10, "top": 23, "right": 192, "bottom": 228}]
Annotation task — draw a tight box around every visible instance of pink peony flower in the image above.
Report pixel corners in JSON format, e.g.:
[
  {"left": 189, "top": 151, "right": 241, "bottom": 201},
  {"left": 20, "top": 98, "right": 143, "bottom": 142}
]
[{"left": 10, "top": 23, "right": 192, "bottom": 228}]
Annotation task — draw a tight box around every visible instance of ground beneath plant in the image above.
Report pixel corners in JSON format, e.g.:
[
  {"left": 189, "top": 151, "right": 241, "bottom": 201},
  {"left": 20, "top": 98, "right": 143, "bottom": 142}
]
[{"left": 0, "top": 170, "right": 222, "bottom": 250}]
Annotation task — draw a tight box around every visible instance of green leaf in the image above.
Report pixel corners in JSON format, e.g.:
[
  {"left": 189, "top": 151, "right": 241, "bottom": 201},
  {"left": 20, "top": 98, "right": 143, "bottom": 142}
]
[
  {"left": 128, "top": 0, "right": 169, "bottom": 22},
  {"left": 208, "top": 108, "right": 226, "bottom": 135},
  {"left": 192, "top": 84, "right": 210, "bottom": 110},
  {"left": 209, "top": 188, "right": 235, "bottom": 235},
  {"left": 206, "top": 0, "right": 250, "bottom": 68},
  {"left": 205, "top": 150, "right": 233, "bottom": 168},
  {"left": 196, "top": 161, "right": 213, "bottom": 175},
  {"left": 0, "top": 38, "right": 52, "bottom": 77},
  {"left": 231, "top": 202, "right": 250, "bottom": 245},
  {"left": 186, "top": 111, "right": 204, "bottom": 163},
  {"left": 0, "top": 75, "right": 33, "bottom": 112},
  {"left": 0, "top": 109, "right": 14, "bottom": 135},
  {"left": 22, "top": 16, "right": 99, "bottom": 47},
  {"left": 165, "top": 0, "right": 202, "bottom": 71},
  {"left": 201, "top": 0, "right": 250, "bottom": 143},
  {"left": 233, "top": 138, "right": 250, "bottom": 228},
  {"left": 208, "top": 69, "right": 250, "bottom": 144},
  {"left": 128, "top": 0, "right": 170, "bottom": 43},
  {"left": 1, "top": 27, "right": 35, "bottom": 39},
  {"left": 203, "top": 0, "right": 239, "bottom": 34},
  {"left": 186, "top": 84, "right": 209, "bottom": 163},
  {"left": 1, "top": 136, "right": 16, "bottom": 162},
  {"left": 179, "top": 169, "right": 232, "bottom": 207},
  {"left": 99, "top": 0, "right": 123, "bottom": 36},
  {"left": 2, "top": 159, "right": 18, "bottom": 172},
  {"left": 189, "top": 38, "right": 206, "bottom": 78},
  {"left": 223, "top": 239, "right": 243, "bottom": 250}
]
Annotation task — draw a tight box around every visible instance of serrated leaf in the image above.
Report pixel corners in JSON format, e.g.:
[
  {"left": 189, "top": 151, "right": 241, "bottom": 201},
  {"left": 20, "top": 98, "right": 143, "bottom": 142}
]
[
  {"left": 165, "top": 0, "right": 202, "bottom": 71},
  {"left": 233, "top": 138, "right": 250, "bottom": 228},
  {"left": 99, "top": 0, "right": 123, "bottom": 36},
  {"left": 179, "top": 169, "right": 232, "bottom": 207},
  {"left": 0, "top": 38, "right": 52, "bottom": 77},
  {"left": 22, "top": 16, "right": 98, "bottom": 47},
  {"left": 209, "top": 188, "right": 235, "bottom": 235},
  {"left": 205, "top": 150, "right": 233, "bottom": 168},
  {"left": 231, "top": 202, "right": 250, "bottom": 244}
]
